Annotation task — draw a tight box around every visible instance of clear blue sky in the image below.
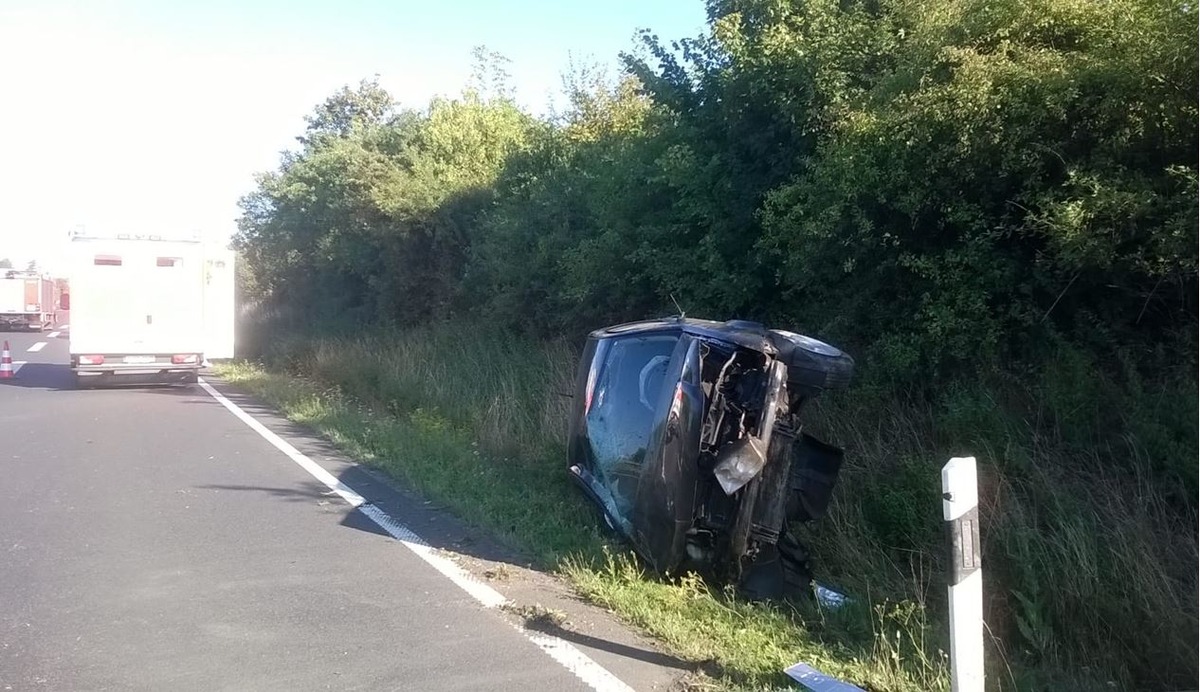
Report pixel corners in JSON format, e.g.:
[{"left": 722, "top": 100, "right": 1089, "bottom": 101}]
[{"left": 0, "top": 0, "right": 708, "bottom": 271}]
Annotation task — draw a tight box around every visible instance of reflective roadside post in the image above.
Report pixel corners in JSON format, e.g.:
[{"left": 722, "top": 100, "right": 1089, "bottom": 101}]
[{"left": 942, "top": 456, "right": 984, "bottom": 692}]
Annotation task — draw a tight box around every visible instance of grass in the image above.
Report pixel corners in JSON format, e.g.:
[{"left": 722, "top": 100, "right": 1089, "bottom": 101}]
[
  {"left": 218, "top": 316, "right": 1197, "bottom": 691},
  {"left": 213, "top": 358, "right": 604, "bottom": 565}
]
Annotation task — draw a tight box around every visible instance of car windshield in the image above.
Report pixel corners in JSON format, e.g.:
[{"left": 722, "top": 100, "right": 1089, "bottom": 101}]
[{"left": 585, "top": 334, "right": 679, "bottom": 522}]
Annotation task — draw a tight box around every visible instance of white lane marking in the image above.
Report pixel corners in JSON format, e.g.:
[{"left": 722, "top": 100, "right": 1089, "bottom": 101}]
[
  {"left": 11, "top": 361, "right": 25, "bottom": 374},
  {"left": 197, "top": 380, "right": 367, "bottom": 505},
  {"left": 354, "top": 503, "right": 507, "bottom": 608},
  {"left": 47, "top": 331, "right": 60, "bottom": 338},
  {"left": 527, "top": 631, "right": 640, "bottom": 690},
  {"left": 58, "top": 324, "right": 68, "bottom": 330},
  {"left": 27, "top": 342, "right": 47, "bottom": 352},
  {"left": 196, "top": 378, "right": 634, "bottom": 692}
]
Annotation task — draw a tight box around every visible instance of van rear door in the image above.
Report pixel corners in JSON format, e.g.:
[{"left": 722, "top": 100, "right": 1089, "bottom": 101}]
[
  {"left": 139, "top": 253, "right": 204, "bottom": 354},
  {"left": 71, "top": 253, "right": 146, "bottom": 354}
]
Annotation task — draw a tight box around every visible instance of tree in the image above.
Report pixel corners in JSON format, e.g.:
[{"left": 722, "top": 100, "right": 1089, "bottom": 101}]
[
  {"left": 745, "top": 0, "right": 1199, "bottom": 379},
  {"left": 0, "top": 258, "right": 11, "bottom": 269},
  {"left": 233, "top": 12, "right": 1196, "bottom": 689},
  {"left": 300, "top": 77, "right": 395, "bottom": 143},
  {"left": 235, "top": 69, "right": 538, "bottom": 325},
  {"left": 468, "top": 45, "right": 515, "bottom": 102}
]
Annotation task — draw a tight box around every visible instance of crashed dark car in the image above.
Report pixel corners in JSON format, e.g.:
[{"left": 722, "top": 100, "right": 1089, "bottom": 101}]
[{"left": 567, "top": 317, "right": 853, "bottom": 600}]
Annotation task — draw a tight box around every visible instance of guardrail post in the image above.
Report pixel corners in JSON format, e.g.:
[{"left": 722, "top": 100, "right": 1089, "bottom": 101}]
[{"left": 942, "top": 456, "right": 984, "bottom": 692}]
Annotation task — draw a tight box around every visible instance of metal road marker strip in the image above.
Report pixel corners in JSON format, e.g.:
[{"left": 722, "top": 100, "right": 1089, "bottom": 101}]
[
  {"left": 784, "top": 663, "right": 864, "bottom": 691},
  {"left": 197, "top": 378, "right": 635, "bottom": 692}
]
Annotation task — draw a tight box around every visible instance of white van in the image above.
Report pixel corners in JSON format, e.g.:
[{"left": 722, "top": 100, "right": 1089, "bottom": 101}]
[{"left": 67, "top": 233, "right": 235, "bottom": 386}]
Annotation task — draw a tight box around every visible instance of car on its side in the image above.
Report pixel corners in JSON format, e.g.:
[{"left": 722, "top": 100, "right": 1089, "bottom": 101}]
[{"left": 567, "top": 317, "right": 853, "bottom": 600}]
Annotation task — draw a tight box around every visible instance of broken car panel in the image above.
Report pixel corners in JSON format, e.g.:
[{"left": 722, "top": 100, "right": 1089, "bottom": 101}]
[{"left": 568, "top": 317, "right": 854, "bottom": 600}]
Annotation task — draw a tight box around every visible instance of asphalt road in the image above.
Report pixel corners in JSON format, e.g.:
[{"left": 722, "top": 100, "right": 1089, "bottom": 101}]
[{"left": 0, "top": 326, "right": 665, "bottom": 691}]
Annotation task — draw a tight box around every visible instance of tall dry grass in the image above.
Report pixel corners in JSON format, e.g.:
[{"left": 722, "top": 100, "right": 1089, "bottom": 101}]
[{"left": 237, "top": 312, "right": 1197, "bottom": 689}]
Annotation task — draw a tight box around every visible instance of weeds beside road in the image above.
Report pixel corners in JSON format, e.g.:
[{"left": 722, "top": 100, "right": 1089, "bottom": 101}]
[{"left": 217, "top": 321, "right": 1197, "bottom": 691}]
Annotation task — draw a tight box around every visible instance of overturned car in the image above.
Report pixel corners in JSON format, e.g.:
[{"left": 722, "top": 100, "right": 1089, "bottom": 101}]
[{"left": 567, "top": 318, "right": 853, "bottom": 600}]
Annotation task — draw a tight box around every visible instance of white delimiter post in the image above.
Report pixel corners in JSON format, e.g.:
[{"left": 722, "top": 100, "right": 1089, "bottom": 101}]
[{"left": 942, "top": 456, "right": 984, "bottom": 692}]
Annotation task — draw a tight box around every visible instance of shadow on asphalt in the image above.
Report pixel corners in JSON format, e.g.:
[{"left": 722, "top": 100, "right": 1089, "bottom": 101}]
[
  {"left": 206, "top": 386, "right": 703, "bottom": 677},
  {"left": 0, "top": 363, "right": 76, "bottom": 390},
  {"left": 1, "top": 365, "right": 700, "bottom": 678},
  {"left": 0, "top": 363, "right": 201, "bottom": 393},
  {"left": 523, "top": 618, "right": 697, "bottom": 673},
  {"left": 194, "top": 482, "right": 399, "bottom": 540}
]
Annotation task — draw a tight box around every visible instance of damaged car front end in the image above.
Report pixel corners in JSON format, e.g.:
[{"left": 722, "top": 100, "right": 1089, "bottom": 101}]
[{"left": 567, "top": 318, "right": 853, "bottom": 600}]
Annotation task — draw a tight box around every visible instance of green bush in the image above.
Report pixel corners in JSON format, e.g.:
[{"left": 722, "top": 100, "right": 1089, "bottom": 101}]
[{"left": 229, "top": 0, "right": 1197, "bottom": 687}]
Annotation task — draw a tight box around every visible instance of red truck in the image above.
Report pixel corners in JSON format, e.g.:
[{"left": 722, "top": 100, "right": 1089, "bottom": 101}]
[{"left": 0, "top": 270, "right": 58, "bottom": 331}]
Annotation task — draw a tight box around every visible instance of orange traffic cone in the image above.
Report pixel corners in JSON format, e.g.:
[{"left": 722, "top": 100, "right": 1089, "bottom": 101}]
[{"left": 0, "top": 341, "right": 13, "bottom": 379}]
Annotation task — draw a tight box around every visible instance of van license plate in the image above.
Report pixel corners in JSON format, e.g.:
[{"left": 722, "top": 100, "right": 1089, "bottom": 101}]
[{"left": 123, "top": 356, "right": 155, "bottom": 364}]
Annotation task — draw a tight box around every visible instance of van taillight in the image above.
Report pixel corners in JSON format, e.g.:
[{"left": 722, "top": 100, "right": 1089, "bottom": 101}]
[
  {"left": 171, "top": 354, "right": 198, "bottom": 364},
  {"left": 79, "top": 355, "right": 104, "bottom": 365}
]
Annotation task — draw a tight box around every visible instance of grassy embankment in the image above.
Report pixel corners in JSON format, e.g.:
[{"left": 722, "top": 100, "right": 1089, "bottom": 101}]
[{"left": 215, "top": 319, "right": 1197, "bottom": 691}]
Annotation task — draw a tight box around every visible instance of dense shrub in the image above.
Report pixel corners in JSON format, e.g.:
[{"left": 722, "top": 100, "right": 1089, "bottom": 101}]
[{"left": 233, "top": 0, "right": 1197, "bottom": 686}]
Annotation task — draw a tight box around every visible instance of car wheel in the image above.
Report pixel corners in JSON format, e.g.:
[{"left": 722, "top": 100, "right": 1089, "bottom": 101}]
[{"left": 769, "top": 329, "right": 855, "bottom": 394}]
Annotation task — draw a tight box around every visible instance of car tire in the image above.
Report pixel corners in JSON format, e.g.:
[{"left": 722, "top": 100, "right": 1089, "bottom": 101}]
[{"left": 768, "top": 330, "right": 855, "bottom": 394}]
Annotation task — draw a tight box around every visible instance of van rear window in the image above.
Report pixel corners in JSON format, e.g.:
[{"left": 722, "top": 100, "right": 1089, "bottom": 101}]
[
  {"left": 156, "top": 257, "right": 182, "bottom": 267},
  {"left": 94, "top": 256, "right": 122, "bottom": 266}
]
